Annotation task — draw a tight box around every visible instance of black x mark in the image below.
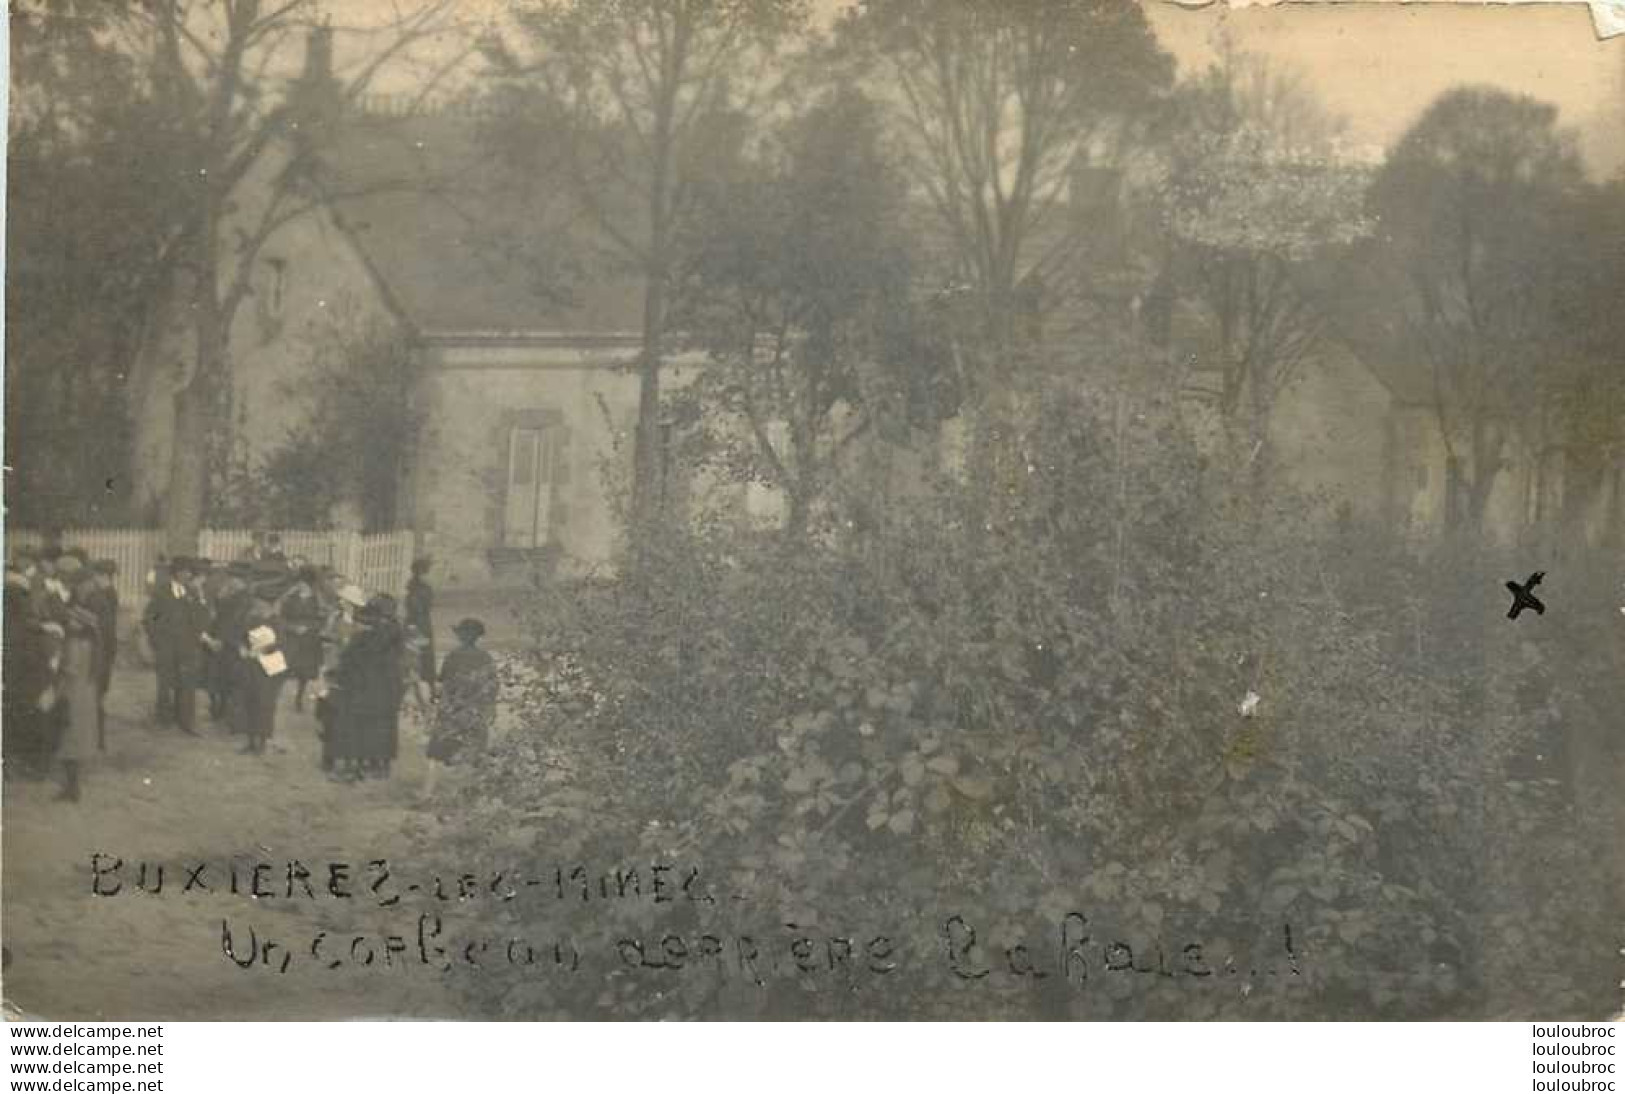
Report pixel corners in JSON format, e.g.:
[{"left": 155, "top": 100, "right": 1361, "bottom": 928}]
[{"left": 1506, "top": 571, "right": 1546, "bottom": 620}]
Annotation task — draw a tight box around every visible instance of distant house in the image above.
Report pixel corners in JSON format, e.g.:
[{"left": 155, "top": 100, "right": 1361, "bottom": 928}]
[
  {"left": 1056, "top": 154, "right": 1618, "bottom": 549},
  {"left": 1320, "top": 255, "right": 1623, "bottom": 548},
  {"left": 964, "top": 155, "right": 1465, "bottom": 540},
  {"left": 1177, "top": 304, "right": 1618, "bottom": 547},
  {"left": 310, "top": 105, "right": 676, "bottom": 589},
  {"left": 130, "top": 34, "right": 705, "bottom": 591}
]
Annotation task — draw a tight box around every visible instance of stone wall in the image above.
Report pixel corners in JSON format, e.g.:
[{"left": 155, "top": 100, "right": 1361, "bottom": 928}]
[{"left": 410, "top": 342, "right": 708, "bottom": 589}]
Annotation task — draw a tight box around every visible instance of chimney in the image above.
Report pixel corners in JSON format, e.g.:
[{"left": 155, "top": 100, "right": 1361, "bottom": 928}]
[
  {"left": 290, "top": 22, "right": 342, "bottom": 134},
  {"left": 302, "top": 23, "right": 334, "bottom": 86}
]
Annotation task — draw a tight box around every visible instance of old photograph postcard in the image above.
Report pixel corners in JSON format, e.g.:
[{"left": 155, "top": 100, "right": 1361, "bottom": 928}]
[{"left": 3, "top": 0, "right": 1623, "bottom": 1025}]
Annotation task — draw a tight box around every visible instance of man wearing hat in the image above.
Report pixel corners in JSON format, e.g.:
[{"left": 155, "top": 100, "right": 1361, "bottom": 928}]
[
  {"left": 141, "top": 555, "right": 167, "bottom": 657},
  {"left": 204, "top": 562, "right": 255, "bottom": 723},
  {"left": 201, "top": 555, "right": 232, "bottom": 607},
  {"left": 145, "top": 557, "right": 210, "bottom": 734},
  {"left": 83, "top": 560, "right": 120, "bottom": 750},
  {"left": 261, "top": 533, "right": 288, "bottom": 567}
]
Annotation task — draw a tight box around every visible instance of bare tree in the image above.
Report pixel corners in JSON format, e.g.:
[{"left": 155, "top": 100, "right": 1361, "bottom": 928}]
[
  {"left": 122, "top": 0, "right": 457, "bottom": 553},
  {"left": 838, "top": 0, "right": 1170, "bottom": 522},
  {"left": 482, "top": 0, "right": 807, "bottom": 550},
  {"left": 1160, "top": 49, "right": 1372, "bottom": 496},
  {"left": 843, "top": 0, "right": 1170, "bottom": 353}
]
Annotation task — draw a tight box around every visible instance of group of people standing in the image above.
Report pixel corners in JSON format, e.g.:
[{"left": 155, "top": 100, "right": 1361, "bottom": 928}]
[
  {"left": 3, "top": 534, "right": 499, "bottom": 801},
  {"left": 3, "top": 545, "right": 121, "bottom": 801}
]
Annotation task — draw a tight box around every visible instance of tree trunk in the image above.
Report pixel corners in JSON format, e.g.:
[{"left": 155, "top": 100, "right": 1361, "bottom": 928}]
[
  {"left": 1465, "top": 466, "right": 1497, "bottom": 537},
  {"left": 164, "top": 381, "right": 211, "bottom": 556},
  {"left": 1608, "top": 462, "right": 1624, "bottom": 549},
  {"left": 968, "top": 272, "right": 1024, "bottom": 531},
  {"left": 627, "top": 27, "right": 682, "bottom": 558},
  {"left": 1245, "top": 364, "right": 1273, "bottom": 511},
  {"left": 629, "top": 263, "right": 667, "bottom": 550},
  {"left": 164, "top": 281, "right": 225, "bottom": 557},
  {"left": 1444, "top": 454, "right": 1497, "bottom": 535}
]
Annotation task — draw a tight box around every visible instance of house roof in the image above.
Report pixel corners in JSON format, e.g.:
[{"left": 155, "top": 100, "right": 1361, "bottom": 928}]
[
  {"left": 303, "top": 108, "right": 1448, "bottom": 408},
  {"left": 311, "top": 111, "right": 645, "bottom": 338}
]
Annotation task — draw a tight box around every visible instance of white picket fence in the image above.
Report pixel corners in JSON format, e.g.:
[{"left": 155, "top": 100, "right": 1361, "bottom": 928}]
[{"left": 3, "top": 528, "right": 416, "bottom": 608}]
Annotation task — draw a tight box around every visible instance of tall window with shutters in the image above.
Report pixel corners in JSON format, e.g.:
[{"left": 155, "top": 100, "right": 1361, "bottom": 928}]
[{"left": 503, "top": 423, "right": 560, "bottom": 548}]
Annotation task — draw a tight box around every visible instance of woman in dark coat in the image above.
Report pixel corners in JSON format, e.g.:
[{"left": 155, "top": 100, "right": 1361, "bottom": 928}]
[
  {"left": 333, "top": 595, "right": 406, "bottom": 780},
  {"left": 403, "top": 558, "right": 436, "bottom": 701},
  {"left": 425, "top": 618, "right": 498, "bottom": 794},
  {"left": 56, "top": 579, "right": 105, "bottom": 802},
  {"left": 4, "top": 561, "right": 57, "bottom": 780},
  {"left": 279, "top": 566, "right": 326, "bottom": 711}
]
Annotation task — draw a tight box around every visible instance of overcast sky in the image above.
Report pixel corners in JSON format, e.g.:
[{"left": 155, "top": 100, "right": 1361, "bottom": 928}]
[
  {"left": 1144, "top": 1, "right": 1625, "bottom": 177},
  {"left": 347, "top": 0, "right": 1625, "bottom": 178}
]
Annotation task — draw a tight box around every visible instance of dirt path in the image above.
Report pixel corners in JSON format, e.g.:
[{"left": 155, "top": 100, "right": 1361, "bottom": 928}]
[{"left": 2, "top": 665, "right": 468, "bottom": 1020}]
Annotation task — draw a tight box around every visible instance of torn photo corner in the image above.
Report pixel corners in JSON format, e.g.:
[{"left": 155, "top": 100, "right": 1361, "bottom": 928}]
[
  {"left": 3, "top": 0, "right": 1623, "bottom": 1022},
  {"left": 1161, "top": 0, "right": 1625, "bottom": 41}
]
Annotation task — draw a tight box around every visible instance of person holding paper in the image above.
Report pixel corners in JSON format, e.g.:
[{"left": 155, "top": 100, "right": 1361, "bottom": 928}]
[{"left": 231, "top": 586, "right": 287, "bottom": 755}]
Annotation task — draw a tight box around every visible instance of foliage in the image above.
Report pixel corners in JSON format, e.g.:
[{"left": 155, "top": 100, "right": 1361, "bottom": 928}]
[
  {"left": 430, "top": 365, "right": 1619, "bottom": 1019},
  {"left": 245, "top": 320, "right": 426, "bottom": 532},
  {"left": 1162, "top": 118, "right": 1371, "bottom": 262},
  {"left": 1155, "top": 50, "right": 1373, "bottom": 484},
  {"left": 1367, "top": 86, "right": 1591, "bottom": 529},
  {"left": 4, "top": 2, "right": 187, "bottom": 527},
  {"left": 668, "top": 87, "right": 952, "bottom": 534}
]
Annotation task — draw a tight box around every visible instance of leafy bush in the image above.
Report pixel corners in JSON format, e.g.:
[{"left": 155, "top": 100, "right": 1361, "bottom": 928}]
[{"left": 431, "top": 377, "right": 1620, "bottom": 1020}]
